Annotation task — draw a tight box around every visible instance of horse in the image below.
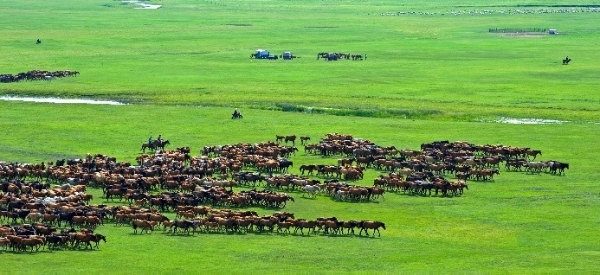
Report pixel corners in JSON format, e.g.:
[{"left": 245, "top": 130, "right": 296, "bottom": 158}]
[
  {"left": 155, "top": 139, "right": 170, "bottom": 151},
  {"left": 562, "top": 56, "right": 571, "bottom": 65},
  {"left": 302, "top": 185, "right": 321, "bottom": 198},
  {"left": 140, "top": 142, "right": 156, "bottom": 153},
  {"left": 132, "top": 219, "right": 154, "bottom": 234},
  {"left": 358, "top": 220, "right": 386, "bottom": 237},
  {"left": 300, "top": 136, "right": 311, "bottom": 145},
  {"left": 284, "top": 135, "right": 297, "bottom": 146},
  {"left": 232, "top": 112, "right": 243, "bottom": 119},
  {"left": 90, "top": 234, "right": 107, "bottom": 249}
]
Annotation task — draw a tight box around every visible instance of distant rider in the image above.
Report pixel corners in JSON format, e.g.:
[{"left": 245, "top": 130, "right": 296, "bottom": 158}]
[
  {"left": 157, "top": 135, "right": 163, "bottom": 146},
  {"left": 232, "top": 108, "right": 241, "bottom": 119}
]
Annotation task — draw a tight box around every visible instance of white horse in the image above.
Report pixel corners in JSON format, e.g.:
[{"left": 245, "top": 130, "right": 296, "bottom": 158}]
[
  {"left": 334, "top": 190, "right": 348, "bottom": 201},
  {"left": 302, "top": 185, "right": 321, "bottom": 198}
]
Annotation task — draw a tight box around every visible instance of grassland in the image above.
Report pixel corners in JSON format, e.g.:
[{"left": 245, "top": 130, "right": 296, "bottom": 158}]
[{"left": 1, "top": 0, "right": 599, "bottom": 274}]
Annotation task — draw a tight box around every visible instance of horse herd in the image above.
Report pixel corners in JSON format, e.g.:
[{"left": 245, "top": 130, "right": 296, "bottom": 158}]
[
  {"left": 0, "top": 132, "right": 573, "bottom": 253},
  {"left": 0, "top": 70, "right": 79, "bottom": 83},
  {"left": 0, "top": 180, "right": 108, "bottom": 253},
  {"left": 316, "top": 52, "right": 366, "bottom": 61},
  {"left": 125, "top": 205, "right": 386, "bottom": 237}
]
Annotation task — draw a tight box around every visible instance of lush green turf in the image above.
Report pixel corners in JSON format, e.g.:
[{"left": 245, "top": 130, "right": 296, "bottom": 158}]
[
  {"left": 1, "top": 0, "right": 599, "bottom": 274},
  {"left": 1, "top": 0, "right": 600, "bottom": 121}
]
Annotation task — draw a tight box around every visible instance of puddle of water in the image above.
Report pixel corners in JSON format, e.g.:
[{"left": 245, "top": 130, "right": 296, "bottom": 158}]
[
  {"left": 121, "top": 1, "right": 162, "bottom": 9},
  {"left": 136, "top": 4, "right": 162, "bottom": 9},
  {"left": 495, "top": 117, "right": 568, "bottom": 124},
  {"left": 0, "top": 96, "right": 127, "bottom": 105}
]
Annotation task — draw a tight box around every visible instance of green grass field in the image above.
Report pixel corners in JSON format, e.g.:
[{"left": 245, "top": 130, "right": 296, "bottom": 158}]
[{"left": 1, "top": 0, "right": 599, "bottom": 274}]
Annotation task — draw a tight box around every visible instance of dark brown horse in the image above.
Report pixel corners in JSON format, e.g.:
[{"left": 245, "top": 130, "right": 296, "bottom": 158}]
[
  {"left": 284, "top": 135, "right": 297, "bottom": 146},
  {"left": 300, "top": 136, "right": 311, "bottom": 145}
]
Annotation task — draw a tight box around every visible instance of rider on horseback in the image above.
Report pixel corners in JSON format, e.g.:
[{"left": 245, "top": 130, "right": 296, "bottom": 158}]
[
  {"left": 157, "top": 135, "right": 163, "bottom": 146},
  {"left": 232, "top": 108, "right": 242, "bottom": 119}
]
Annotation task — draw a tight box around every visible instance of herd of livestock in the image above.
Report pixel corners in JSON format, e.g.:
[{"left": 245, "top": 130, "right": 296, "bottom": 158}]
[
  {"left": 0, "top": 70, "right": 79, "bottom": 83},
  {"left": 0, "top": 180, "right": 108, "bottom": 252},
  {"left": 0, "top": 132, "right": 570, "bottom": 252},
  {"left": 317, "top": 52, "right": 366, "bottom": 61},
  {"left": 126, "top": 205, "right": 385, "bottom": 237}
]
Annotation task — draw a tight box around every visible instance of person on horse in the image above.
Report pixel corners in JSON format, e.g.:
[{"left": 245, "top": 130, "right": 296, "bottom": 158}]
[
  {"left": 232, "top": 108, "right": 241, "bottom": 119},
  {"left": 157, "top": 135, "right": 163, "bottom": 146}
]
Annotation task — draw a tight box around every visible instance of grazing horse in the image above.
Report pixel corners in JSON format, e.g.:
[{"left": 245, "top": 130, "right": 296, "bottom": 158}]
[
  {"left": 275, "top": 135, "right": 285, "bottom": 144},
  {"left": 358, "top": 220, "right": 386, "bottom": 237},
  {"left": 562, "top": 56, "right": 571, "bottom": 65}
]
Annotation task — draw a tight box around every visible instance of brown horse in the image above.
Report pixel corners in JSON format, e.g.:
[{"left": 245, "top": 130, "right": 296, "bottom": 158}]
[
  {"left": 358, "top": 220, "right": 386, "bottom": 237},
  {"left": 275, "top": 135, "right": 285, "bottom": 144},
  {"left": 293, "top": 219, "right": 317, "bottom": 235},
  {"left": 132, "top": 219, "right": 154, "bottom": 234}
]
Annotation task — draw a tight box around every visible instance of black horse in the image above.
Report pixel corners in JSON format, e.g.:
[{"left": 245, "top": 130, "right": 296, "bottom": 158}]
[
  {"left": 562, "top": 56, "right": 571, "bottom": 65},
  {"left": 155, "top": 139, "right": 170, "bottom": 151}
]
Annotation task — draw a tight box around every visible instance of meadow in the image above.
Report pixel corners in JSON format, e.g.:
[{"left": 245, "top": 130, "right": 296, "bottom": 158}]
[{"left": 1, "top": 0, "right": 599, "bottom": 274}]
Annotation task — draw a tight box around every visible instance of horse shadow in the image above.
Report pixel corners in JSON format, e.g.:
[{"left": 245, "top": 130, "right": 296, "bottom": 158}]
[{"left": 328, "top": 196, "right": 380, "bottom": 204}]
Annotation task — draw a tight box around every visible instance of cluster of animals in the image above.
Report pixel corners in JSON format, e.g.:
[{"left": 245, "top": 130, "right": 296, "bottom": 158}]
[
  {"left": 317, "top": 52, "right": 366, "bottom": 61},
  {"left": 0, "top": 225, "right": 105, "bottom": 252},
  {"left": 0, "top": 132, "right": 572, "bottom": 250},
  {"left": 0, "top": 70, "right": 79, "bottom": 83},
  {"left": 0, "top": 179, "right": 108, "bottom": 252},
  {"left": 128, "top": 206, "right": 386, "bottom": 237},
  {"left": 140, "top": 135, "right": 170, "bottom": 153}
]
